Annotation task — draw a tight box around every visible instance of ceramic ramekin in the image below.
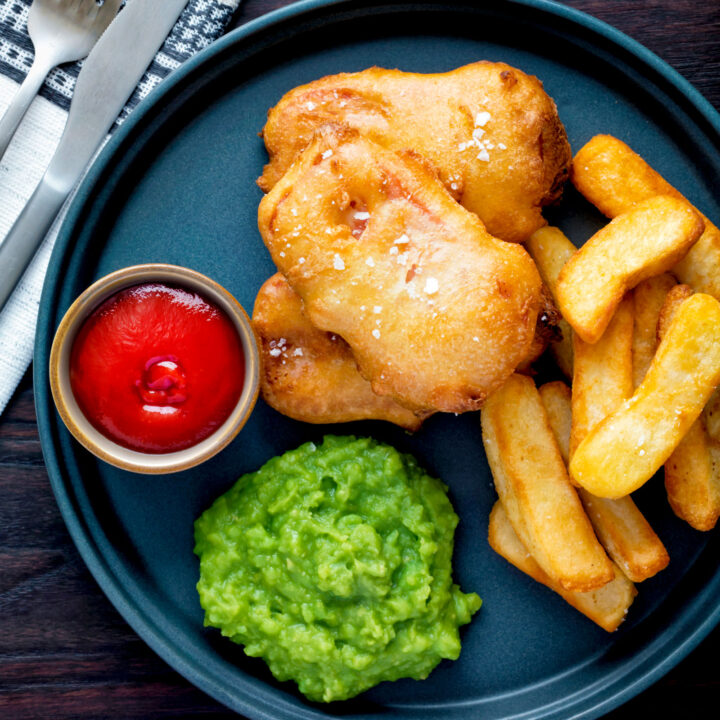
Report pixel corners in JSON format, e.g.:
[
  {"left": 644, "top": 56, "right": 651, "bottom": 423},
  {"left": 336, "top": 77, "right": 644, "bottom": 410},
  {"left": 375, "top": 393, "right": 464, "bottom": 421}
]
[{"left": 49, "top": 264, "right": 260, "bottom": 474}]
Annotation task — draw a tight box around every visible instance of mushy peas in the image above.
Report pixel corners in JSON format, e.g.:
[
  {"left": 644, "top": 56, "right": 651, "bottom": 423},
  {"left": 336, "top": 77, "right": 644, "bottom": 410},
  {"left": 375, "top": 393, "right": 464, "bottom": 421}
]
[{"left": 194, "top": 435, "right": 480, "bottom": 702}]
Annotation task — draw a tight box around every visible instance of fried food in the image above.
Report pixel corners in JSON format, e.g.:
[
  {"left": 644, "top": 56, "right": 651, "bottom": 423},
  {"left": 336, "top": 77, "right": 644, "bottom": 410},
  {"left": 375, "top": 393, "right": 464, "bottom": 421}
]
[
  {"left": 569, "top": 295, "right": 634, "bottom": 458},
  {"left": 632, "top": 274, "right": 677, "bottom": 388},
  {"left": 570, "top": 294, "right": 720, "bottom": 498},
  {"left": 488, "top": 501, "right": 636, "bottom": 632},
  {"left": 481, "top": 374, "right": 614, "bottom": 592},
  {"left": 252, "top": 274, "right": 424, "bottom": 430},
  {"left": 525, "top": 226, "right": 576, "bottom": 377},
  {"left": 540, "top": 381, "right": 669, "bottom": 583},
  {"left": 555, "top": 195, "right": 704, "bottom": 344},
  {"left": 258, "top": 127, "right": 543, "bottom": 414},
  {"left": 704, "top": 389, "right": 720, "bottom": 442},
  {"left": 657, "top": 285, "right": 720, "bottom": 530},
  {"left": 259, "top": 61, "right": 571, "bottom": 243},
  {"left": 515, "top": 285, "right": 562, "bottom": 374},
  {"left": 572, "top": 134, "right": 720, "bottom": 299}
]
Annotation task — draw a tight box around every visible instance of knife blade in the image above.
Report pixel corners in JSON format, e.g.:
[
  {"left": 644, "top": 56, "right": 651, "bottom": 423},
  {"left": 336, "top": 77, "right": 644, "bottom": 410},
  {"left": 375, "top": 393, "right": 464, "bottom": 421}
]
[{"left": 0, "top": 0, "right": 190, "bottom": 313}]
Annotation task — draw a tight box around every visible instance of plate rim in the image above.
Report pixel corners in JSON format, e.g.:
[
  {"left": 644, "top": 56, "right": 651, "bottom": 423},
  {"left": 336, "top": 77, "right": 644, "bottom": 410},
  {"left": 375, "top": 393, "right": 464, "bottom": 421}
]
[{"left": 33, "top": 1, "right": 720, "bottom": 718}]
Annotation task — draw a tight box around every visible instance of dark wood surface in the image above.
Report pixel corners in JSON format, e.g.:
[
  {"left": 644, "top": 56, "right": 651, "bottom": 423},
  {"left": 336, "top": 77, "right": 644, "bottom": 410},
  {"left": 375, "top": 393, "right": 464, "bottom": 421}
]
[{"left": 1, "top": 0, "right": 719, "bottom": 717}]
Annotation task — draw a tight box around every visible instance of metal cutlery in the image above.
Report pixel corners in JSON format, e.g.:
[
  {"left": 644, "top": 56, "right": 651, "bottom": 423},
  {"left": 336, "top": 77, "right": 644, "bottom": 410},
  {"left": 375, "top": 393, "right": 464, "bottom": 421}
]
[
  {"left": 0, "top": 0, "right": 122, "bottom": 163},
  {"left": 0, "top": 0, "right": 190, "bottom": 314}
]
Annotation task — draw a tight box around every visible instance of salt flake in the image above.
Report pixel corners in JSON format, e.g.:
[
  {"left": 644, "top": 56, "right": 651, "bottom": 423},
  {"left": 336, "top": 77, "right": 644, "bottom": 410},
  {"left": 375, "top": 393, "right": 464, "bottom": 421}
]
[{"left": 424, "top": 277, "right": 439, "bottom": 295}]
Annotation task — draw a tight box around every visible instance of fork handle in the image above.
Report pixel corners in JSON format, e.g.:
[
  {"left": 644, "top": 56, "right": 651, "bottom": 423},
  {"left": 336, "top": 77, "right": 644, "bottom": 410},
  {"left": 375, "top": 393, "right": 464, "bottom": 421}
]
[
  {"left": 0, "top": 177, "right": 67, "bottom": 313},
  {"left": 0, "top": 54, "right": 56, "bottom": 163}
]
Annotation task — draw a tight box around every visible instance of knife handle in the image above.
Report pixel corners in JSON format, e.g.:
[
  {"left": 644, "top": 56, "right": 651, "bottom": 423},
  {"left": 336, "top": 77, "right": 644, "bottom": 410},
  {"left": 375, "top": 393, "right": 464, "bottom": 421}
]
[{"left": 0, "top": 178, "right": 67, "bottom": 313}]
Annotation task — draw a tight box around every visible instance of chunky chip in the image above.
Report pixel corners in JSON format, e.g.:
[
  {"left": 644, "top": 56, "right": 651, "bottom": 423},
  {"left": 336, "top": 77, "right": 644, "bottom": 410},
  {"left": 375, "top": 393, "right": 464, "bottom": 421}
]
[
  {"left": 481, "top": 374, "right": 614, "bottom": 592},
  {"left": 704, "top": 389, "right": 720, "bottom": 442},
  {"left": 572, "top": 134, "right": 720, "bottom": 299},
  {"left": 570, "top": 296, "right": 634, "bottom": 457},
  {"left": 488, "top": 502, "right": 636, "bottom": 632},
  {"left": 657, "top": 286, "right": 720, "bottom": 530},
  {"left": 526, "top": 226, "right": 576, "bottom": 377},
  {"left": 656, "top": 284, "right": 694, "bottom": 341},
  {"left": 540, "top": 380, "right": 669, "bottom": 582},
  {"left": 632, "top": 274, "right": 677, "bottom": 388},
  {"left": 570, "top": 294, "right": 720, "bottom": 498},
  {"left": 555, "top": 195, "right": 703, "bottom": 343}
]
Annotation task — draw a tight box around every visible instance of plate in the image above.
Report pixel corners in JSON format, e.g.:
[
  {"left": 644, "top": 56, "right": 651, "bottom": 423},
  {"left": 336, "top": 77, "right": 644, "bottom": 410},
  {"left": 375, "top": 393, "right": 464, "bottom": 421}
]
[{"left": 34, "top": 1, "right": 720, "bottom": 718}]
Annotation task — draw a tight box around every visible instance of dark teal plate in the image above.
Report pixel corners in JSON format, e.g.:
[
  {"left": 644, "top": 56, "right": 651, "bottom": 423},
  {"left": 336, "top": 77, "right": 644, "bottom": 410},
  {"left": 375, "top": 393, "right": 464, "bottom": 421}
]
[{"left": 34, "top": 1, "right": 720, "bottom": 718}]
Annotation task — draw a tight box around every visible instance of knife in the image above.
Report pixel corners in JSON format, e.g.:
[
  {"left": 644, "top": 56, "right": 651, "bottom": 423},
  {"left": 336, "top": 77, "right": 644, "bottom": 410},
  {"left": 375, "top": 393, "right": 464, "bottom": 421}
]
[{"left": 0, "top": 0, "right": 190, "bottom": 313}]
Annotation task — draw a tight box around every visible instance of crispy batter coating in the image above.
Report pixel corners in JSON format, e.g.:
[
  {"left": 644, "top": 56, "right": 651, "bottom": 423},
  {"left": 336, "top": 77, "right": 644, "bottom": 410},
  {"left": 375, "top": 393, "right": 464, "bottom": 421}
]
[
  {"left": 258, "top": 61, "right": 571, "bottom": 243},
  {"left": 252, "top": 274, "right": 424, "bottom": 430},
  {"left": 258, "top": 127, "right": 543, "bottom": 414}
]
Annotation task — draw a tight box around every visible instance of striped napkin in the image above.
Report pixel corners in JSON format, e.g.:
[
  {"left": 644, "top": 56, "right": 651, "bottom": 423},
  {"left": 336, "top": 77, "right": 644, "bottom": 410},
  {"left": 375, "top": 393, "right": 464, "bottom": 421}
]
[{"left": 0, "top": 0, "right": 241, "bottom": 415}]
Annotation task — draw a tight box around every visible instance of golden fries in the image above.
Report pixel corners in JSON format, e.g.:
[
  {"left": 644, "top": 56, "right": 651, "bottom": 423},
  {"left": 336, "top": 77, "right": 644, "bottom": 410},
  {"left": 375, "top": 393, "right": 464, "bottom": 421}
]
[
  {"left": 578, "top": 493, "right": 669, "bottom": 582},
  {"left": 488, "top": 502, "right": 636, "bottom": 632},
  {"left": 573, "top": 134, "right": 720, "bottom": 299},
  {"left": 537, "top": 381, "right": 573, "bottom": 461},
  {"left": 704, "top": 389, "right": 720, "bottom": 442},
  {"left": 570, "top": 296, "right": 634, "bottom": 457},
  {"left": 656, "top": 284, "right": 693, "bottom": 340},
  {"left": 555, "top": 195, "right": 703, "bottom": 344},
  {"left": 481, "top": 374, "right": 614, "bottom": 592},
  {"left": 570, "top": 294, "right": 720, "bottom": 498},
  {"left": 632, "top": 274, "right": 677, "bottom": 388},
  {"left": 526, "top": 226, "right": 577, "bottom": 288},
  {"left": 540, "top": 380, "right": 669, "bottom": 582},
  {"left": 665, "top": 419, "right": 720, "bottom": 531},
  {"left": 526, "top": 226, "right": 576, "bottom": 377},
  {"left": 656, "top": 286, "right": 720, "bottom": 530}
]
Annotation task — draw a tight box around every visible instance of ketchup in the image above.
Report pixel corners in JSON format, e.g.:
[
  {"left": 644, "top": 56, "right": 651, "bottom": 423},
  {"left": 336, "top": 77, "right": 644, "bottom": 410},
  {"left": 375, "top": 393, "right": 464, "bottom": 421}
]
[{"left": 70, "top": 283, "right": 245, "bottom": 453}]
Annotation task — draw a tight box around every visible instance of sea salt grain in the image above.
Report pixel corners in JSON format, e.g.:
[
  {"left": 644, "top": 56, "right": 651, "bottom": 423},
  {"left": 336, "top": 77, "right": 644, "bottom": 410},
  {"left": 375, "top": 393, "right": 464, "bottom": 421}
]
[
  {"left": 372, "top": 329, "right": 381, "bottom": 339},
  {"left": 475, "top": 111, "right": 491, "bottom": 127},
  {"left": 321, "top": 149, "right": 333, "bottom": 159},
  {"left": 354, "top": 211, "right": 370, "bottom": 220},
  {"left": 333, "top": 254, "right": 345, "bottom": 270},
  {"left": 424, "top": 278, "right": 439, "bottom": 295}
]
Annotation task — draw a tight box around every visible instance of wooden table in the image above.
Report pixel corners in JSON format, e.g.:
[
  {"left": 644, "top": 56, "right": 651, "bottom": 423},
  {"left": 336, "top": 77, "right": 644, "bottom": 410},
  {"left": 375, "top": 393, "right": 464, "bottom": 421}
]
[{"left": 1, "top": 0, "right": 718, "bottom": 717}]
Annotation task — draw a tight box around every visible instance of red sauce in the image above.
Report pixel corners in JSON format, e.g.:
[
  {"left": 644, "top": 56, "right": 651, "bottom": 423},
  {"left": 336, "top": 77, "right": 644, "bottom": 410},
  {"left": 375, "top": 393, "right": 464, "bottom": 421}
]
[{"left": 70, "top": 283, "right": 245, "bottom": 453}]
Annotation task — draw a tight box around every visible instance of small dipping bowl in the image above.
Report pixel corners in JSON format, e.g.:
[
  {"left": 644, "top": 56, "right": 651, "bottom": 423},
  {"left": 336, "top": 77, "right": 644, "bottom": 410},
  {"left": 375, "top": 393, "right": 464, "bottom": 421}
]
[{"left": 49, "top": 264, "right": 260, "bottom": 474}]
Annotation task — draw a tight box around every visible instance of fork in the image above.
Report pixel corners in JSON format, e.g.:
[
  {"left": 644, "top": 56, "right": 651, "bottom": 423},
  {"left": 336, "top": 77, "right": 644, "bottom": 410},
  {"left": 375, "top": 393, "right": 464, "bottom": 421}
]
[{"left": 0, "top": 0, "right": 122, "bottom": 162}]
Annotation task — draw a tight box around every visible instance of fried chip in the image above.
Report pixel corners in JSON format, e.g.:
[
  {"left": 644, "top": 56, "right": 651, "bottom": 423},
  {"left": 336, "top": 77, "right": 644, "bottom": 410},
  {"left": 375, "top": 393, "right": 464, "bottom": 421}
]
[
  {"left": 555, "top": 195, "right": 703, "bottom": 344},
  {"left": 632, "top": 274, "right": 677, "bottom": 388},
  {"left": 526, "top": 226, "right": 576, "bottom": 377},
  {"left": 540, "top": 380, "right": 669, "bottom": 582},
  {"left": 570, "top": 294, "right": 720, "bottom": 498},
  {"left": 569, "top": 295, "right": 634, "bottom": 458},
  {"left": 488, "top": 501, "right": 636, "bottom": 632},
  {"left": 572, "top": 134, "right": 720, "bottom": 299},
  {"left": 481, "top": 374, "right": 614, "bottom": 592},
  {"left": 657, "top": 285, "right": 720, "bottom": 530}
]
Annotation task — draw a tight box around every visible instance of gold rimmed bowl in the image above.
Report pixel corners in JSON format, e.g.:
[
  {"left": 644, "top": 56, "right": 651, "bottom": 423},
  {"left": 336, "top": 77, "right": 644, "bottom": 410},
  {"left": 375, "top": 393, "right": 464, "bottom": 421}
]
[{"left": 49, "top": 264, "right": 260, "bottom": 474}]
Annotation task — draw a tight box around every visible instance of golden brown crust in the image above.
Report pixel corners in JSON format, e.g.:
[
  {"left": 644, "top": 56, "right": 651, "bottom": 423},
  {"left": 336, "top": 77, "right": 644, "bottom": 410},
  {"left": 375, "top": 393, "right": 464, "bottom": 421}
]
[
  {"left": 258, "top": 127, "right": 543, "bottom": 414},
  {"left": 515, "top": 284, "right": 561, "bottom": 374},
  {"left": 259, "top": 61, "right": 571, "bottom": 243},
  {"left": 252, "top": 274, "right": 424, "bottom": 430}
]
